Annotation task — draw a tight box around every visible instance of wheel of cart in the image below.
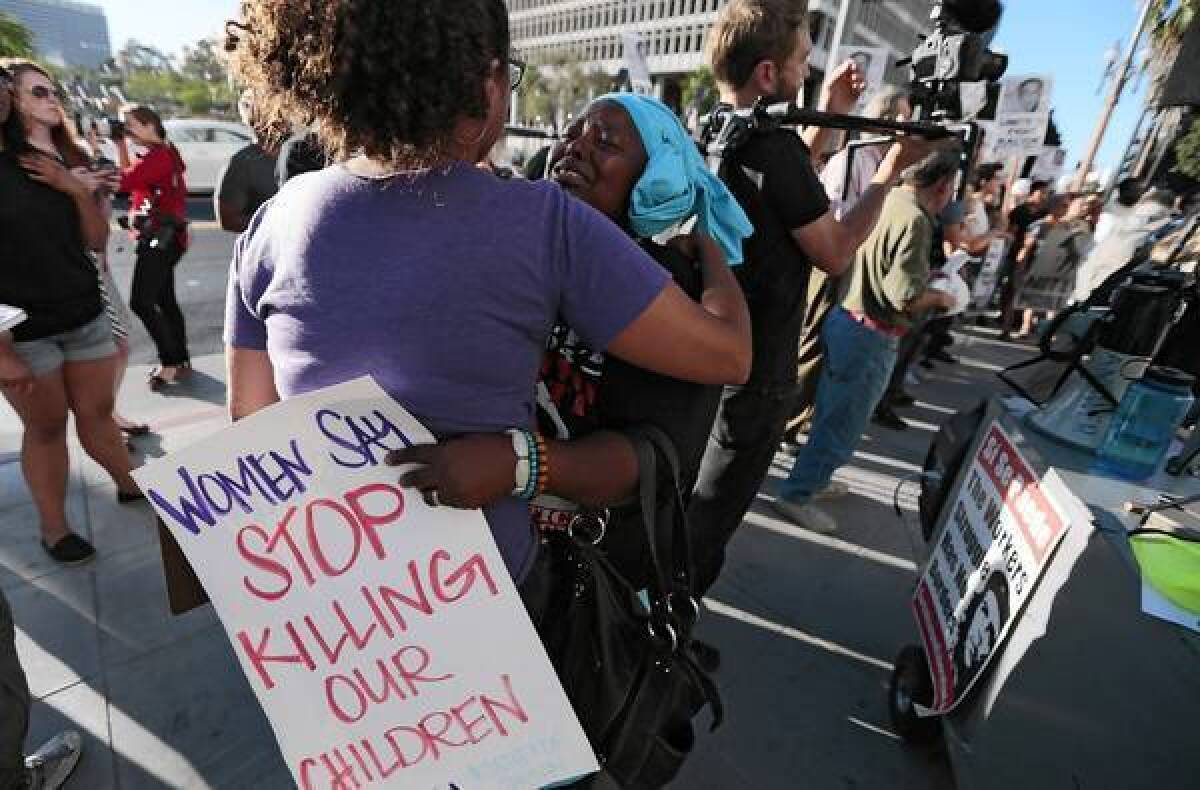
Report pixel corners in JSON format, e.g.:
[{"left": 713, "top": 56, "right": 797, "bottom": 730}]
[{"left": 888, "top": 644, "right": 941, "bottom": 744}]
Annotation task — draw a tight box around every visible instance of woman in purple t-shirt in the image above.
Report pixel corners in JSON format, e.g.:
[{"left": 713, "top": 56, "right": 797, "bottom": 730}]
[{"left": 223, "top": 1, "right": 750, "bottom": 588}]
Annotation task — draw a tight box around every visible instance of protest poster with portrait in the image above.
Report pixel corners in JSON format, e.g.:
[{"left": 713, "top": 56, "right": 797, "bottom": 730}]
[
  {"left": 989, "top": 74, "right": 1055, "bottom": 159},
  {"left": 971, "top": 237, "right": 1008, "bottom": 309},
  {"left": 132, "top": 377, "right": 598, "bottom": 790},
  {"left": 911, "top": 420, "right": 1073, "bottom": 715},
  {"left": 836, "top": 46, "right": 888, "bottom": 111},
  {"left": 1030, "top": 146, "right": 1068, "bottom": 182}
]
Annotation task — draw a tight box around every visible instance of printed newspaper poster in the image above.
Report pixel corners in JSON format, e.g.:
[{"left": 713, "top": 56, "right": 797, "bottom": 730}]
[
  {"left": 836, "top": 46, "right": 889, "bottom": 112},
  {"left": 990, "top": 74, "right": 1055, "bottom": 159},
  {"left": 911, "top": 420, "right": 1072, "bottom": 715},
  {"left": 132, "top": 377, "right": 598, "bottom": 789}
]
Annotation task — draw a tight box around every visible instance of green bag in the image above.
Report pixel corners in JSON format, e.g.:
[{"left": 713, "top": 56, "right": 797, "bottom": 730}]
[{"left": 1131, "top": 530, "right": 1200, "bottom": 614}]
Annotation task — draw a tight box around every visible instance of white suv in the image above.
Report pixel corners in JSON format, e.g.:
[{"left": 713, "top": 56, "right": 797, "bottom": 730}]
[{"left": 164, "top": 119, "right": 254, "bottom": 194}]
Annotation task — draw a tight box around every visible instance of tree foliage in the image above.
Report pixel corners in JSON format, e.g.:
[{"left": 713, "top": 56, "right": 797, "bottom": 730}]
[
  {"left": 117, "top": 39, "right": 174, "bottom": 73},
  {"left": 1174, "top": 117, "right": 1200, "bottom": 181},
  {"left": 1149, "top": 0, "right": 1198, "bottom": 53},
  {"left": 117, "top": 37, "right": 235, "bottom": 117},
  {"left": 518, "top": 51, "right": 613, "bottom": 131},
  {"left": 0, "top": 11, "right": 34, "bottom": 58},
  {"left": 682, "top": 65, "right": 717, "bottom": 115},
  {"left": 180, "top": 38, "right": 226, "bottom": 83}
]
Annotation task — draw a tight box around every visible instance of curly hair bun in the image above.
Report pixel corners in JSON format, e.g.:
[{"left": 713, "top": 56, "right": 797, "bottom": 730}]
[{"left": 231, "top": 0, "right": 510, "bottom": 167}]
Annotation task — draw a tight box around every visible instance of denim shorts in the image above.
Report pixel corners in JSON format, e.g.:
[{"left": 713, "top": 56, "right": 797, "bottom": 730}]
[{"left": 13, "top": 313, "right": 116, "bottom": 376}]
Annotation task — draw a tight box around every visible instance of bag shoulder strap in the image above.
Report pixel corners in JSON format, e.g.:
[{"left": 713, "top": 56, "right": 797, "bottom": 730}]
[{"left": 624, "top": 425, "right": 696, "bottom": 616}]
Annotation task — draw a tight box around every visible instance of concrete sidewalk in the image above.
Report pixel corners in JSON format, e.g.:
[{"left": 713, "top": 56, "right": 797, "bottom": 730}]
[{"left": 0, "top": 330, "right": 1033, "bottom": 789}]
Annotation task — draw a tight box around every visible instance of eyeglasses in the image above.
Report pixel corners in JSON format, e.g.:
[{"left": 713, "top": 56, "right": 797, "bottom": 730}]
[
  {"left": 28, "top": 84, "right": 65, "bottom": 102},
  {"left": 507, "top": 57, "right": 526, "bottom": 92}
]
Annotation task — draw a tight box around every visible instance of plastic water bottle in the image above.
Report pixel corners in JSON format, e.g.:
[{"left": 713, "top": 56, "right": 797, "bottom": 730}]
[{"left": 1095, "top": 366, "right": 1196, "bottom": 481}]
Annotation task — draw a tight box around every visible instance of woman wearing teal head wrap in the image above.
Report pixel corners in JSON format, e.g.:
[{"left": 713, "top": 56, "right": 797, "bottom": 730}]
[
  {"left": 533, "top": 95, "right": 752, "bottom": 543},
  {"left": 536, "top": 94, "right": 752, "bottom": 515}
]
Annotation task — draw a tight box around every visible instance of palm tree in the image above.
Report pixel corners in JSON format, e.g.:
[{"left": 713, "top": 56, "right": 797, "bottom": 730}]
[
  {"left": 1135, "top": 0, "right": 1197, "bottom": 103},
  {"left": 1148, "top": 0, "right": 1197, "bottom": 54},
  {"left": 0, "top": 11, "right": 35, "bottom": 58}
]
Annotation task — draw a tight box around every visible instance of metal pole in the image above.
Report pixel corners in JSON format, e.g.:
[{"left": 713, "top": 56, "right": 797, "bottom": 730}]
[
  {"left": 1132, "top": 106, "right": 1165, "bottom": 178},
  {"left": 1105, "top": 102, "right": 1152, "bottom": 201},
  {"left": 1073, "top": 0, "right": 1156, "bottom": 191}
]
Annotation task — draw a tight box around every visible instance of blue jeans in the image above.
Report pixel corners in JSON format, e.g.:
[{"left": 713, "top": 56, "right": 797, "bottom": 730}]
[{"left": 780, "top": 307, "right": 899, "bottom": 504}]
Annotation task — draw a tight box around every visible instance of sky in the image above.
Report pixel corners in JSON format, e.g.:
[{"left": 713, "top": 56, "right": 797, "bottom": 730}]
[
  {"left": 96, "top": 0, "right": 1153, "bottom": 176},
  {"left": 991, "top": 0, "right": 1151, "bottom": 181}
]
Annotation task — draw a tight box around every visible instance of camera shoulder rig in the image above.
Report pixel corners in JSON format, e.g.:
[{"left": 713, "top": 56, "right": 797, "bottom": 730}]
[{"left": 697, "top": 98, "right": 780, "bottom": 163}]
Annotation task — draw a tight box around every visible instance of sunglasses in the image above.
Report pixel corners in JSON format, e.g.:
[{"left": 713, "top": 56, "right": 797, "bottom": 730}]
[
  {"left": 507, "top": 57, "right": 526, "bottom": 92},
  {"left": 28, "top": 84, "right": 65, "bottom": 102}
]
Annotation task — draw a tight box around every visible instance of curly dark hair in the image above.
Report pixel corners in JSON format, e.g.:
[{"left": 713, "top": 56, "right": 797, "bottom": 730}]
[{"left": 230, "top": 0, "right": 510, "bottom": 167}]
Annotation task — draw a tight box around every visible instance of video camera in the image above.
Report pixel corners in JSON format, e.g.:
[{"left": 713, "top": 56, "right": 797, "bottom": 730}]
[{"left": 904, "top": 0, "right": 1009, "bottom": 121}]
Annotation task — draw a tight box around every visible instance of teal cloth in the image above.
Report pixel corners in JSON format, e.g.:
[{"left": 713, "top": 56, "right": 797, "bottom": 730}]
[{"left": 597, "top": 93, "right": 753, "bottom": 265}]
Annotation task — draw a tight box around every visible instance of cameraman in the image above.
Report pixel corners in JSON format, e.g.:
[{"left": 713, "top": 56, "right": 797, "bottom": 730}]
[
  {"left": 114, "top": 105, "right": 192, "bottom": 389},
  {"left": 690, "top": 0, "right": 932, "bottom": 597}
]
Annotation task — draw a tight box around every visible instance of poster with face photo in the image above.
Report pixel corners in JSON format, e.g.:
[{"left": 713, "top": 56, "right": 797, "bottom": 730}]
[
  {"left": 1000, "top": 75, "right": 1051, "bottom": 116},
  {"left": 911, "top": 421, "right": 1073, "bottom": 715},
  {"left": 990, "top": 74, "right": 1055, "bottom": 159},
  {"left": 836, "top": 46, "right": 889, "bottom": 111}
]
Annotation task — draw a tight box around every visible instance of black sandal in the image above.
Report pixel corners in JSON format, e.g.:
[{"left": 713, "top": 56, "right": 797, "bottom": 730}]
[
  {"left": 148, "top": 363, "right": 192, "bottom": 392},
  {"left": 116, "top": 418, "right": 151, "bottom": 436},
  {"left": 41, "top": 533, "right": 96, "bottom": 565}
]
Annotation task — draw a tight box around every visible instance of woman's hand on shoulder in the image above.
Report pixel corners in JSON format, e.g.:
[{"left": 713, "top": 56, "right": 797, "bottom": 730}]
[
  {"left": 19, "top": 153, "right": 86, "bottom": 196},
  {"left": 386, "top": 435, "right": 515, "bottom": 510}
]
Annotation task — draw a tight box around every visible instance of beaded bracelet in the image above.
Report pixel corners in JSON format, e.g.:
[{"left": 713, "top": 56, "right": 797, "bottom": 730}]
[
  {"left": 533, "top": 431, "right": 550, "bottom": 497},
  {"left": 524, "top": 433, "right": 540, "bottom": 500}
]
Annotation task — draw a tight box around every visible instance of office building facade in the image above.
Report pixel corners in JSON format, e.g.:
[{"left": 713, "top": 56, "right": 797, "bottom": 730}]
[
  {"left": 0, "top": 0, "right": 111, "bottom": 69},
  {"left": 507, "top": 0, "right": 934, "bottom": 113}
]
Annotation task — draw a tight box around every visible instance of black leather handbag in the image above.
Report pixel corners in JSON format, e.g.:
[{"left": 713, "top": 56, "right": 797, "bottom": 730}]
[{"left": 539, "top": 425, "right": 722, "bottom": 789}]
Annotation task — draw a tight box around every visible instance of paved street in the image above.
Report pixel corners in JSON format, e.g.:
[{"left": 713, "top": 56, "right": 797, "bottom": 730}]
[{"left": 0, "top": 216, "right": 1034, "bottom": 788}]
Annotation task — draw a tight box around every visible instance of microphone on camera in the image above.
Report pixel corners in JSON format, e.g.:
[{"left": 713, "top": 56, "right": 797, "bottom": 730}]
[{"left": 941, "top": 0, "right": 1004, "bottom": 34}]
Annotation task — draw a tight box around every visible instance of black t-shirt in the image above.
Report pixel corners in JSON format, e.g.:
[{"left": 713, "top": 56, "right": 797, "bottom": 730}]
[
  {"left": 1007, "top": 202, "right": 1047, "bottom": 261},
  {"left": 718, "top": 127, "right": 830, "bottom": 387},
  {"left": 535, "top": 240, "right": 721, "bottom": 515},
  {"left": 0, "top": 151, "right": 103, "bottom": 341},
  {"left": 215, "top": 143, "right": 278, "bottom": 225}
]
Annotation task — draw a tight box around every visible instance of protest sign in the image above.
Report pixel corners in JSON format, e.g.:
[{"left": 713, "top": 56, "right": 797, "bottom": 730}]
[
  {"left": 1030, "top": 146, "right": 1067, "bottom": 182},
  {"left": 958, "top": 80, "right": 989, "bottom": 119},
  {"left": 989, "top": 74, "right": 1054, "bottom": 160},
  {"left": 621, "top": 32, "right": 653, "bottom": 95},
  {"left": 970, "top": 237, "right": 1008, "bottom": 310},
  {"left": 132, "top": 377, "right": 598, "bottom": 789},
  {"left": 836, "top": 46, "right": 888, "bottom": 111},
  {"left": 911, "top": 420, "right": 1072, "bottom": 715}
]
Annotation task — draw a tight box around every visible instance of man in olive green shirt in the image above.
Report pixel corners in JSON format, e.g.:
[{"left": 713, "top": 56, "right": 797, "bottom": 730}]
[{"left": 773, "top": 149, "right": 960, "bottom": 533}]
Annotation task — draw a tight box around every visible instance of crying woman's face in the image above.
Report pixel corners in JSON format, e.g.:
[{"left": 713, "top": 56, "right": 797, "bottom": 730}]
[{"left": 548, "top": 101, "right": 647, "bottom": 224}]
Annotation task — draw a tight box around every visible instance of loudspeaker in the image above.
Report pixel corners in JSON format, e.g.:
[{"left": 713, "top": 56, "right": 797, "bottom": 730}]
[{"left": 1159, "top": 18, "right": 1200, "bottom": 108}]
